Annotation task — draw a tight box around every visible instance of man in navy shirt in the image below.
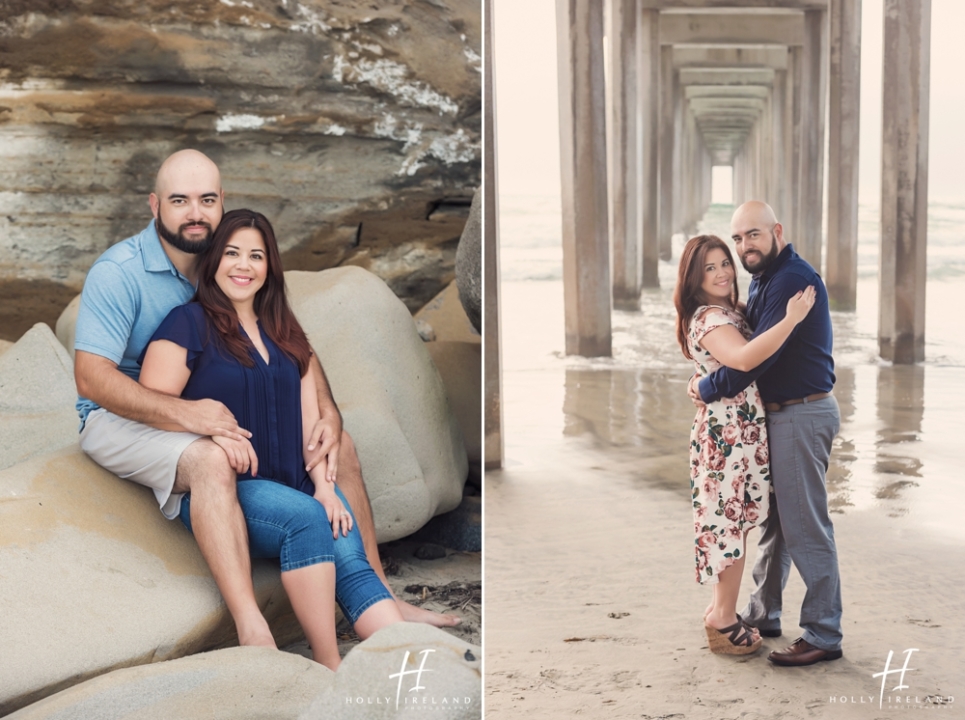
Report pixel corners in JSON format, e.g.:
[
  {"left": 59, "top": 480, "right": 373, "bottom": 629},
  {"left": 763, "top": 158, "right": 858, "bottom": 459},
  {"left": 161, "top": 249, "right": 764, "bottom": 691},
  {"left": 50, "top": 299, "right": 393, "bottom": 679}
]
[{"left": 696, "top": 201, "right": 843, "bottom": 666}]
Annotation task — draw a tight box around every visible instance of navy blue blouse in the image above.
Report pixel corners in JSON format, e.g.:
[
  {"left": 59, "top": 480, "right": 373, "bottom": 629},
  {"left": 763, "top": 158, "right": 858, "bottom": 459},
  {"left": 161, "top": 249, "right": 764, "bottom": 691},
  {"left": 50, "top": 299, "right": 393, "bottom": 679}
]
[{"left": 142, "top": 302, "right": 316, "bottom": 496}]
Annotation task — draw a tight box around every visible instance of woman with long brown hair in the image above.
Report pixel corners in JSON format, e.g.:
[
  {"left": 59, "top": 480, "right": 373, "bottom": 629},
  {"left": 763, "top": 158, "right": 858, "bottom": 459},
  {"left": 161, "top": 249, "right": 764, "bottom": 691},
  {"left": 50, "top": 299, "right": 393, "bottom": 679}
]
[
  {"left": 674, "top": 234, "right": 814, "bottom": 655},
  {"left": 138, "top": 209, "right": 403, "bottom": 669}
]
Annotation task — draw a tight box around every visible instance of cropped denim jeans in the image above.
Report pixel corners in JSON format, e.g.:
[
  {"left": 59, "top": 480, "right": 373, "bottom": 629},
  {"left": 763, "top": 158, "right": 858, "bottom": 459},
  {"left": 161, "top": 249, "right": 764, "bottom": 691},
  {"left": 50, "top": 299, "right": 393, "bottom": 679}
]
[{"left": 180, "top": 479, "right": 393, "bottom": 624}]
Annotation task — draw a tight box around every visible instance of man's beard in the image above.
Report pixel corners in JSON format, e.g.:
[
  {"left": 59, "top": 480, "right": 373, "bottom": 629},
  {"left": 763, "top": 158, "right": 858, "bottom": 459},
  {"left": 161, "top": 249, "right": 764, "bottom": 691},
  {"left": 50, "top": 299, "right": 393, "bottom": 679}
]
[
  {"left": 156, "top": 216, "right": 213, "bottom": 255},
  {"left": 740, "top": 235, "right": 780, "bottom": 274}
]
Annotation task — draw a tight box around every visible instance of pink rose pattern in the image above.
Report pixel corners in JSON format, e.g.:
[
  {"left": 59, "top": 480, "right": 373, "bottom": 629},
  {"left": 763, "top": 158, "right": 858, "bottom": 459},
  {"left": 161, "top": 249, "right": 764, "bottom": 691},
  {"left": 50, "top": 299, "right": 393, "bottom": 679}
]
[{"left": 687, "top": 306, "right": 773, "bottom": 585}]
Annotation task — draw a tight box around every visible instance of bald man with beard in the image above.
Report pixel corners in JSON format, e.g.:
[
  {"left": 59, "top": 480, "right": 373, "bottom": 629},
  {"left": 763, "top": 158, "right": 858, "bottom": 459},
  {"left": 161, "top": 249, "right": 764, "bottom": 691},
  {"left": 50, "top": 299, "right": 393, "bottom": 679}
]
[
  {"left": 694, "top": 201, "right": 843, "bottom": 667},
  {"left": 74, "top": 150, "right": 459, "bottom": 649}
]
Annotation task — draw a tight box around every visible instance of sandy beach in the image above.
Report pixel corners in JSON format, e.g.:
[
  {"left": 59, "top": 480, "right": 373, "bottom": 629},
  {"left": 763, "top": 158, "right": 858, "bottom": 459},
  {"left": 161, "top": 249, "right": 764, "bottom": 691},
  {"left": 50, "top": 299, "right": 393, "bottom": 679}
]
[{"left": 484, "top": 278, "right": 963, "bottom": 719}]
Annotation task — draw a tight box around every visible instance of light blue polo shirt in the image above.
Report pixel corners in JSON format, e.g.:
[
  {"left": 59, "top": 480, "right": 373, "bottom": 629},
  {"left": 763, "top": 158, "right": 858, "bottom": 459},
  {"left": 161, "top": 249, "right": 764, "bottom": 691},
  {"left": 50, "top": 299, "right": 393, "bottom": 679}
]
[{"left": 75, "top": 221, "right": 197, "bottom": 426}]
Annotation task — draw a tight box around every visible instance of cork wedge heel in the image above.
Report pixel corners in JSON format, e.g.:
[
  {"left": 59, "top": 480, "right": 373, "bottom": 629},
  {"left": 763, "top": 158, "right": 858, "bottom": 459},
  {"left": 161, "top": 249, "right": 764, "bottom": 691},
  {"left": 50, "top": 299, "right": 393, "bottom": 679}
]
[{"left": 705, "top": 617, "right": 763, "bottom": 655}]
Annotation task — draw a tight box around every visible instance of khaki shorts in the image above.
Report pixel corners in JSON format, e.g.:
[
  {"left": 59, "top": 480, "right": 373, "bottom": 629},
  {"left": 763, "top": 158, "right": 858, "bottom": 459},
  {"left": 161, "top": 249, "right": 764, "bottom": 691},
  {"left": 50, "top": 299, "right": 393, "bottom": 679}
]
[{"left": 79, "top": 408, "right": 202, "bottom": 519}]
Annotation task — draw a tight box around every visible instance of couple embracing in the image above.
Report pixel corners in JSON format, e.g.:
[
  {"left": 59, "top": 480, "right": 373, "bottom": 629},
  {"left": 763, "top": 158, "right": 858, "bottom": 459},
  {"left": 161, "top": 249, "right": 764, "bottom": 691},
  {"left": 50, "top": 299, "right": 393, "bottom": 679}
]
[
  {"left": 674, "top": 201, "right": 843, "bottom": 666},
  {"left": 74, "top": 149, "right": 459, "bottom": 671}
]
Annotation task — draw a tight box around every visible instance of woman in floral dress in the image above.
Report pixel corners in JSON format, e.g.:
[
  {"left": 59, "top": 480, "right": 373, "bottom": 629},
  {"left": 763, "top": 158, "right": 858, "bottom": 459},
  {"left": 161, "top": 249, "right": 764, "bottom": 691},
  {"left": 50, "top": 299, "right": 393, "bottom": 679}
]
[{"left": 673, "top": 234, "right": 814, "bottom": 655}]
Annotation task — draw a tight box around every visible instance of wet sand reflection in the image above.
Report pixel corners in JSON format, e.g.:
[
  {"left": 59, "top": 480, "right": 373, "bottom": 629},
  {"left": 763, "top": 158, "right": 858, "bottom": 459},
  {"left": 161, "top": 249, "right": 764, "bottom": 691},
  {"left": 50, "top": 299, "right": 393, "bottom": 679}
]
[
  {"left": 556, "top": 359, "right": 958, "bottom": 538},
  {"left": 503, "top": 279, "right": 963, "bottom": 541},
  {"left": 874, "top": 365, "right": 925, "bottom": 512}
]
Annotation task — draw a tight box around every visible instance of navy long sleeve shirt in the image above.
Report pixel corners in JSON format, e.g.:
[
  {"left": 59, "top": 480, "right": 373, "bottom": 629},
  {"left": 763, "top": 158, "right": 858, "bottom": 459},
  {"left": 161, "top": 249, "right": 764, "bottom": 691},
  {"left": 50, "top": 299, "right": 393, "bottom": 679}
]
[{"left": 697, "top": 243, "right": 835, "bottom": 405}]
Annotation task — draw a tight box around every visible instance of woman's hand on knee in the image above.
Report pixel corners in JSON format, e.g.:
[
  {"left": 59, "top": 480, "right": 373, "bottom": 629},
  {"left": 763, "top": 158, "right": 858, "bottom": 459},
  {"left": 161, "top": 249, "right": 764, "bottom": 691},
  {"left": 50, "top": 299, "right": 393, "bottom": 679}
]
[
  {"left": 212, "top": 435, "right": 259, "bottom": 476},
  {"left": 305, "top": 414, "right": 341, "bottom": 482},
  {"left": 314, "top": 485, "right": 353, "bottom": 539}
]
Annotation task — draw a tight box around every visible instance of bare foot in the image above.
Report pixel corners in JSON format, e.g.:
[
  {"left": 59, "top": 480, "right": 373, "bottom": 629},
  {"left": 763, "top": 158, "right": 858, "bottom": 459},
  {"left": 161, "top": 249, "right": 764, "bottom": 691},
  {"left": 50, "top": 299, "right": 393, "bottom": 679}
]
[
  {"left": 236, "top": 615, "right": 277, "bottom": 649},
  {"left": 315, "top": 653, "right": 341, "bottom": 671},
  {"left": 398, "top": 598, "right": 461, "bottom": 627},
  {"left": 704, "top": 602, "right": 714, "bottom": 622}
]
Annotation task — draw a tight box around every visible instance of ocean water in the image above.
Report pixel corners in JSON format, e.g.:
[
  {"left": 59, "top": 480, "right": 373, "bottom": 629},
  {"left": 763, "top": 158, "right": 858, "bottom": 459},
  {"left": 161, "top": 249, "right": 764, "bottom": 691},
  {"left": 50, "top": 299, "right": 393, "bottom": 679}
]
[
  {"left": 499, "top": 194, "right": 965, "bottom": 369},
  {"left": 497, "top": 194, "right": 965, "bottom": 540}
]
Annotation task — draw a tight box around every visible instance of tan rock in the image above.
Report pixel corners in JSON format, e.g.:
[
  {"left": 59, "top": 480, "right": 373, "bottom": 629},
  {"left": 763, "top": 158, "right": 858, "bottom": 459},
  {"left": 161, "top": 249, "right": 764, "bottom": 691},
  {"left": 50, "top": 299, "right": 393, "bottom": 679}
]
[
  {"left": 415, "top": 281, "right": 481, "bottom": 345},
  {"left": 286, "top": 267, "right": 468, "bottom": 542},
  {"left": 54, "top": 294, "right": 81, "bottom": 360},
  {"left": 0, "top": 324, "right": 79, "bottom": 471},
  {"left": 7, "top": 624, "right": 481, "bottom": 720},
  {"left": 304, "top": 623, "right": 481, "bottom": 719},
  {"left": 6, "top": 647, "right": 328, "bottom": 720},
  {"left": 49, "top": 269, "right": 469, "bottom": 537},
  {"left": 415, "top": 283, "right": 480, "bottom": 473},
  {"left": 0, "top": 339, "right": 13, "bottom": 357},
  {"left": 0, "top": 446, "right": 300, "bottom": 716},
  {"left": 0, "top": 269, "right": 470, "bottom": 714},
  {"left": 455, "top": 187, "right": 482, "bottom": 331},
  {"left": 425, "top": 341, "right": 481, "bottom": 470}
]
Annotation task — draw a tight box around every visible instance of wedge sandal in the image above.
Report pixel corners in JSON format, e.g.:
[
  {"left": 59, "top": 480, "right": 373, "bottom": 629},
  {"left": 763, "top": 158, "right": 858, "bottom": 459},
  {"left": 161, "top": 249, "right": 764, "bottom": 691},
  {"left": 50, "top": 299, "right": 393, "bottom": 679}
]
[{"left": 705, "top": 616, "right": 763, "bottom": 655}]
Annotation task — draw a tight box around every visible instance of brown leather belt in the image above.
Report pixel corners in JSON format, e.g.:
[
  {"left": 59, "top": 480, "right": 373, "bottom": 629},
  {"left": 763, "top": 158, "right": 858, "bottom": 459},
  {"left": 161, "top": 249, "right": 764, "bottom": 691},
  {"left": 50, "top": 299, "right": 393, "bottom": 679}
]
[{"left": 764, "top": 392, "right": 831, "bottom": 413}]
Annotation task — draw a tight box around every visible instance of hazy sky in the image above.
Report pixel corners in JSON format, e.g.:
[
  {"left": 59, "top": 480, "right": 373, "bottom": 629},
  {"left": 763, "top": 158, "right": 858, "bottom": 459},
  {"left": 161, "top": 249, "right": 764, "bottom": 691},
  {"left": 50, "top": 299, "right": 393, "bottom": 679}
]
[{"left": 493, "top": 0, "right": 965, "bottom": 205}]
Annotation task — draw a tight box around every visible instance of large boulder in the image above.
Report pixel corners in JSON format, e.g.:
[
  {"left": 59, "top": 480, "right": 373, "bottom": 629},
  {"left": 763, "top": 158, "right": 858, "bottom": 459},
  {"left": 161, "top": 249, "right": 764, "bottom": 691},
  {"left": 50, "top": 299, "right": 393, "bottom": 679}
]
[
  {"left": 0, "top": 324, "right": 79, "bottom": 471},
  {"left": 0, "top": 446, "right": 300, "bottom": 716},
  {"left": 0, "top": 266, "right": 470, "bottom": 713},
  {"left": 454, "top": 188, "right": 482, "bottom": 332},
  {"left": 414, "top": 281, "right": 481, "bottom": 483},
  {"left": 7, "top": 625, "right": 480, "bottom": 720},
  {"left": 54, "top": 294, "right": 81, "bottom": 360},
  {"left": 304, "top": 623, "right": 481, "bottom": 719},
  {"left": 6, "top": 648, "right": 328, "bottom": 720},
  {"left": 286, "top": 267, "right": 468, "bottom": 541},
  {"left": 425, "top": 341, "right": 481, "bottom": 479},
  {"left": 51, "top": 268, "right": 469, "bottom": 539}
]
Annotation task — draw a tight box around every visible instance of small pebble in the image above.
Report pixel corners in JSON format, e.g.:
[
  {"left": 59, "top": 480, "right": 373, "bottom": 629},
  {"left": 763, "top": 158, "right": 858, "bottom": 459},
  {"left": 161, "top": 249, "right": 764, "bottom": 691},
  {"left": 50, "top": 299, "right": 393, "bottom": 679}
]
[{"left": 415, "top": 319, "right": 436, "bottom": 342}]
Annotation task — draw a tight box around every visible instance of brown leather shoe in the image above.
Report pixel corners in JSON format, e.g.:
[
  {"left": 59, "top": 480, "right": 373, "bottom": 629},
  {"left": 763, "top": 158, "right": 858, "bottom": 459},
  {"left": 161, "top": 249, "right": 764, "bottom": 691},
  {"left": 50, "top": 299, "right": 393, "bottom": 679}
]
[{"left": 768, "top": 637, "right": 843, "bottom": 667}]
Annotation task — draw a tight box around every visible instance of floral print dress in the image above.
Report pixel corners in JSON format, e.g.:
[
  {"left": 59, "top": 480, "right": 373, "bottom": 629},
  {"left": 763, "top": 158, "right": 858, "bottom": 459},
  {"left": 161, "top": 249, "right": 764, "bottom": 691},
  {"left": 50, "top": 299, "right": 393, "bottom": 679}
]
[{"left": 688, "top": 305, "right": 772, "bottom": 584}]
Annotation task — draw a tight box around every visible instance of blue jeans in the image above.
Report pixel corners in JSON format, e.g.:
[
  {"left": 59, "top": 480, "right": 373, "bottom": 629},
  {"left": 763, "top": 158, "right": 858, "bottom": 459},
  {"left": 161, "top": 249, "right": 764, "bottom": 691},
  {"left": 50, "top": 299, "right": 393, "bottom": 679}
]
[
  {"left": 180, "top": 480, "right": 393, "bottom": 624},
  {"left": 741, "top": 396, "right": 843, "bottom": 650}
]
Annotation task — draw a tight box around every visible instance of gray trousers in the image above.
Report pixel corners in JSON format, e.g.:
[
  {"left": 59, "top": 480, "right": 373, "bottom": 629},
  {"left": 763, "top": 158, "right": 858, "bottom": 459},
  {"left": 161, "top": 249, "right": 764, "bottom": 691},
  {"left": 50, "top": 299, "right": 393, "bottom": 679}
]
[{"left": 741, "top": 395, "right": 843, "bottom": 650}]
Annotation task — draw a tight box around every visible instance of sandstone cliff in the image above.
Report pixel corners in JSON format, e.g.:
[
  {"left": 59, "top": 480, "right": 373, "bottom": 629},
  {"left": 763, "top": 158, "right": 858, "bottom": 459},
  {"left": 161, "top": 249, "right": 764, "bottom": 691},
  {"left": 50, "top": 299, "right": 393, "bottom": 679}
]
[{"left": 0, "top": 0, "right": 481, "bottom": 340}]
